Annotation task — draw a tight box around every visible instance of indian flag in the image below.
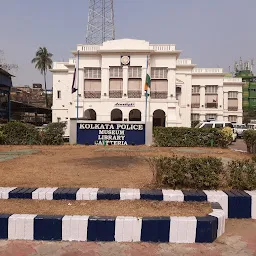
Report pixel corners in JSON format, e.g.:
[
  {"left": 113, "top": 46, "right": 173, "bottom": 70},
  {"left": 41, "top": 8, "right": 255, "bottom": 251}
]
[{"left": 144, "top": 56, "right": 151, "bottom": 91}]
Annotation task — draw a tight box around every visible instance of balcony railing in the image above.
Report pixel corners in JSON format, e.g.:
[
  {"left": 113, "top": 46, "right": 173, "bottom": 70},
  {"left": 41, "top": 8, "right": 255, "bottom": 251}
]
[
  {"left": 128, "top": 91, "right": 142, "bottom": 98},
  {"left": 177, "top": 59, "right": 192, "bottom": 65},
  {"left": 205, "top": 102, "right": 218, "bottom": 108},
  {"left": 192, "top": 68, "right": 223, "bottom": 74},
  {"left": 228, "top": 106, "right": 238, "bottom": 111},
  {"left": 191, "top": 103, "right": 200, "bottom": 108},
  {"left": 109, "top": 90, "right": 122, "bottom": 98},
  {"left": 77, "top": 45, "right": 100, "bottom": 52},
  {"left": 151, "top": 44, "right": 176, "bottom": 52},
  {"left": 150, "top": 91, "right": 168, "bottom": 99},
  {"left": 84, "top": 91, "right": 101, "bottom": 98}
]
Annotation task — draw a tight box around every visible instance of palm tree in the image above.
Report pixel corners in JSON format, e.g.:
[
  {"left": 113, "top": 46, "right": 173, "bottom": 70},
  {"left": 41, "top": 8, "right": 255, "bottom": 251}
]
[{"left": 31, "top": 47, "right": 53, "bottom": 108}]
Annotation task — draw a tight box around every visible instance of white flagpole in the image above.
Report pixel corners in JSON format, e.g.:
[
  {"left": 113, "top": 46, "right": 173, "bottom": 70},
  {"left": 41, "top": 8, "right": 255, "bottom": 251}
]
[{"left": 76, "top": 50, "right": 80, "bottom": 121}]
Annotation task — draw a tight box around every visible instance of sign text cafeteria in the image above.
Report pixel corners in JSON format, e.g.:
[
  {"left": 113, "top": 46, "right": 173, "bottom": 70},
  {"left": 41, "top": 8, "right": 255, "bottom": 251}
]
[{"left": 77, "top": 123, "right": 145, "bottom": 145}]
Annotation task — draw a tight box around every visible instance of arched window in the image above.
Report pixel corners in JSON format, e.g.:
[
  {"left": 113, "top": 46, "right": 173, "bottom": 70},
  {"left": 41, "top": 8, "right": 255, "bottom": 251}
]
[
  {"left": 153, "top": 109, "right": 166, "bottom": 127},
  {"left": 129, "top": 109, "right": 141, "bottom": 121},
  {"left": 111, "top": 109, "right": 123, "bottom": 121},
  {"left": 84, "top": 109, "right": 96, "bottom": 120}
]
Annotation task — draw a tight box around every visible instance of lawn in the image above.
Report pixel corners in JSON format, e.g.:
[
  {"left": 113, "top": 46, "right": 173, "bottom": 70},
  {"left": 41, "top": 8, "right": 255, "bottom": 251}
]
[{"left": 0, "top": 145, "right": 249, "bottom": 188}]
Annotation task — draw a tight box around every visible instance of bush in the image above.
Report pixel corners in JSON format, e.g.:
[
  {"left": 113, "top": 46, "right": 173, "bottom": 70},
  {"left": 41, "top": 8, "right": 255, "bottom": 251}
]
[
  {"left": 0, "top": 121, "right": 41, "bottom": 145},
  {"left": 41, "top": 122, "right": 66, "bottom": 145},
  {"left": 243, "top": 130, "right": 256, "bottom": 153},
  {"left": 153, "top": 127, "right": 231, "bottom": 148},
  {"left": 149, "top": 155, "right": 224, "bottom": 190},
  {"left": 228, "top": 159, "right": 256, "bottom": 190}
]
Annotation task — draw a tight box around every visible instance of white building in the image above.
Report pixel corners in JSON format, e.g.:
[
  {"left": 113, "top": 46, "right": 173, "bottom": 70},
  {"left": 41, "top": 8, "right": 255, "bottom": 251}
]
[{"left": 51, "top": 39, "right": 243, "bottom": 137}]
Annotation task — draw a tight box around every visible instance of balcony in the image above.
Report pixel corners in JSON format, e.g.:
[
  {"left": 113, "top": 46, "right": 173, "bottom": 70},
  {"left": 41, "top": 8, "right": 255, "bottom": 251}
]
[
  {"left": 150, "top": 91, "right": 168, "bottom": 99},
  {"left": 84, "top": 91, "right": 101, "bottom": 98},
  {"left": 205, "top": 102, "right": 218, "bottom": 108},
  {"left": 109, "top": 90, "right": 122, "bottom": 98},
  {"left": 128, "top": 91, "right": 142, "bottom": 98}
]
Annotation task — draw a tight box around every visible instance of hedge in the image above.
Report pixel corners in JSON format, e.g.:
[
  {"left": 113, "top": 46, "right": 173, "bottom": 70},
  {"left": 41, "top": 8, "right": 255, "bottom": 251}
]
[
  {"left": 0, "top": 121, "right": 66, "bottom": 145},
  {"left": 149, "top": 155, "right": 256, "bottom": 190},
  {"left": 153, "top": 127, "right": 232, "bottom": 148},
  {"left": 243, "top": 130, "right": 256, "bottom": 153}
]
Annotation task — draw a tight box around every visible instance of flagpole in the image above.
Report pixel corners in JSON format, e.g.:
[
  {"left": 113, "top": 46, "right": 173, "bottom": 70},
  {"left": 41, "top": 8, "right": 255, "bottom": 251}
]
[
  {"left": 145, "top": 55, "right": 148, "bottom": 124},
  {"left": 76, "top": 50, "right": 80, "bottom": 121}
]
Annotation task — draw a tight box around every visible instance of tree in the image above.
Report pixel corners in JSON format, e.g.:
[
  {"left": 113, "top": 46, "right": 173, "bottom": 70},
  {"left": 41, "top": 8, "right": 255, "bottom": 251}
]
[
  {"left": 31, "top": 47, "right": 53, "bottom": 108},
  {"left": 0, "top": 50, "right": 18, "bottom": 72}
]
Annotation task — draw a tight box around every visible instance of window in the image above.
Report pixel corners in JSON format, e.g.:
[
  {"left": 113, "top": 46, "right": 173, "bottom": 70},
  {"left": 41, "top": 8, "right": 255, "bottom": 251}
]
[
  {"left": 128, "top": 67, "right": 142, "bottom": 78},
  {"left": 57, "top": 90, "right": 61, "bottom": 99},
  {"left": 205, "top": 85, "right": 218, "bottom": 94},
  {"left": 206, "top": 114, "right": 217, "bottom": 120},
  {"left": 109, "top": 79, "right": 123, "bottom": 98},
  {"left": 84, "top": 80, "right": 101, "bottom": 98},
  {"left": 150, "top": 80, "right": 168, "bottom": 99},
  {"left": 228, "top": 91, "right": 238, "bottom": 99},
  {"left": 191, "top": 113, "right": 200, "bottom": 121},
  {"left": 228, "top": 115, "right": 237, "bottom": 123},
  {"left": 205, "top": 95, "right": 218, "bottom": 108},
  {"left": 192, "top": 85, "right": 200, "bottom": 94},
  {"left": 151, "top": 68, "right": 168, "bottom": 79},
  {"left": 228, "top": 91, "right": 238, "bottom": 111},
  {"left": 215, "top": 124, "right": 223, "bottom": 128},
  {"left": 128, "top": 79, "right": 142, "bottom": 98},
  {"left": 84, "top": 68, "right": 101, "bottom": 79},
  {"left": 109, "top": 67, "right": 123, "bottom": 78},
  {"left": 191, "top": 95, "right": 200, "bottom": 108},
  {"left": 202, "top": 123, "right": 213, "bottom": 128}
]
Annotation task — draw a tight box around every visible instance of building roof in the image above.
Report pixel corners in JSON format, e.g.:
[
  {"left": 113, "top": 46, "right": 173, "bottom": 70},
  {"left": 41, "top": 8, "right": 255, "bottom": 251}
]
[{"left": 0, "top": 67, "right": 14, "bottom": 77}]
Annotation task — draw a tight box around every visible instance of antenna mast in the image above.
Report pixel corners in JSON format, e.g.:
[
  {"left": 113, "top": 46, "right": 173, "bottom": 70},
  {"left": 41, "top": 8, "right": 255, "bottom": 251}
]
[{"left": 86, "top": 0, "right": 115, "bottom": 45}]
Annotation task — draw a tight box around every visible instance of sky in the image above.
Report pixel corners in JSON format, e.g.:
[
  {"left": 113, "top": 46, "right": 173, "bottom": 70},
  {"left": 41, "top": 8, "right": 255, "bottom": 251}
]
[{"left": 1, "top": 0, "right": 256, "bottom": 88}]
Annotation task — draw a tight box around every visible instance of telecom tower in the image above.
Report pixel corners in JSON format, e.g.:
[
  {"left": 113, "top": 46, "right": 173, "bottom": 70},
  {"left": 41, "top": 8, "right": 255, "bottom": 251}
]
[{"left": 86, "top": 0, "right": 115, "bottom": 45}]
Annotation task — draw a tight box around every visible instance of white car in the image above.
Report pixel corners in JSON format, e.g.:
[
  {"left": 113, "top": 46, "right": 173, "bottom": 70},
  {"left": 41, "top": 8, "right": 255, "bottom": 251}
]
[
  {"left": 195, "top": 121, "right": 237, "bottom": 142},
  {"left": 233, "top": 124, "right": 247, "bottom": 138}
]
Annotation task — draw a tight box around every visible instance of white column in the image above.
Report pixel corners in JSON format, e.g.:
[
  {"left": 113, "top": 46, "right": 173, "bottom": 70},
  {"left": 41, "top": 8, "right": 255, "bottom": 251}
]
[
  {"left": 123, "top": 66, "right": 128, "bottom": 99},
  {"left": 101, "top": 67, "right": 109, "bottom": 99},
  {"left": 199, "top": 86, "right": 205, "bottom": 108},
  {"left": 168, "top": 68, "right": 176, "bottom": 100},
  {"left": 218, "top": 86, "right": 223, "bottom": 110},
  {"left": 238, "top": 92, "right": 243, "bottom": 111},
  {"left": 223, "top": 92, "right": 228, "bottom": 110},
  {"left": 78, "top": 68, "right": 84, "bottom": 98}
]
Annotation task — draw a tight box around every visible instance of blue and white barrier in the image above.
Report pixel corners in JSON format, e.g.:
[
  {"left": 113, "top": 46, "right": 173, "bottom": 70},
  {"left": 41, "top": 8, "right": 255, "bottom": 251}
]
[
  {"left": 0, "top": 187, "right": 255, "bottom": 219},
  {"left": 0, "top": 203, "right": 225, "bottom": 243}
]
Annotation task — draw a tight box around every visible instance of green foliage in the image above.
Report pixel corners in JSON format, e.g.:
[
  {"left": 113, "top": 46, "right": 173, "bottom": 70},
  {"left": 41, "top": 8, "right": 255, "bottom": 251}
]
[
  {"left": 243, "top": 130, "right": 256, "bottom": 153},
  {"left": 41, "top": 122, "right": 66, "bottom": 145},
  {"left": 149, "top": 156, "right": 223, "bottom": 190},
  {"left": 150, "top": 156, "right": 256, "bottom": 190},
  {"left": 0, "top": 126, "right": 7, "bottom": 144},
  {"left": 0, "top": 121, "right": 41, "bottom": 145},
  {"left": 153, "top": 127, "right": 232, "bottom": 148},
  {"left": 228, "top": 159, "right": 256, "bottom": 190}
]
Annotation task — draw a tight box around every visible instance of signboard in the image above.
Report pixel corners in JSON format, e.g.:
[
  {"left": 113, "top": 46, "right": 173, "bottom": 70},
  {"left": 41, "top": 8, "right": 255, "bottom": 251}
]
[
  {"left": 77, "top": 123, "right": 145, "bottom": 145},
  {"left": 114, "top": 103, "right": 135, "bottom": 108}
]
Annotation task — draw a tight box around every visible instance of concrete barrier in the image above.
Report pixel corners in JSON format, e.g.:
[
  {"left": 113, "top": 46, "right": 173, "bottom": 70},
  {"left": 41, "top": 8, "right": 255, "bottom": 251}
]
[
  {"left": 1, "top": 187, "right": 255, "bottom": 219},
  {"left": 0, "top": 203, "right": 225, "bottom": 243}
]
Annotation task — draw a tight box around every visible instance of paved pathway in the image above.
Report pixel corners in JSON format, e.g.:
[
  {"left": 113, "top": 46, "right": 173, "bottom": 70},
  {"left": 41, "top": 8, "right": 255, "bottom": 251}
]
[
  {"left": 229, "top": 139, "right": 247, "bottom": 152},
  {"left": 0, "top": 219, "right": 255, "bottom": 256}
]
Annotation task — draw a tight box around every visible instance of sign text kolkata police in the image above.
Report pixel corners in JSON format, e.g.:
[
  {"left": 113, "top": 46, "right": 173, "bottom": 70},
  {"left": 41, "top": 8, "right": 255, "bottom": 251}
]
[{"left": 79, "top": 123, "right": 144, "bottom": 145}]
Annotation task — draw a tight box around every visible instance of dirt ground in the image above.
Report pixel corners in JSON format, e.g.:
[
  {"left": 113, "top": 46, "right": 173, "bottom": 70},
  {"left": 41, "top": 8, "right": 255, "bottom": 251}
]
[
  {"left": 0, "top": 199, "right": 210, "bottom": 217},
  {"left": 0, "top": 145, "right": 250, "bottom": 188}
]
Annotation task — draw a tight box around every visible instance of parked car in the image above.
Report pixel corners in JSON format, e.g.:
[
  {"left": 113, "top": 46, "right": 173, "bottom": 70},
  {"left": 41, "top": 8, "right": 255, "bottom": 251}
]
[
  {"left": 195, "top": 120, "right": 237, "bottom": 142},
  {"left": 233, "top": 124, "right": 247, "bottom": 138}
]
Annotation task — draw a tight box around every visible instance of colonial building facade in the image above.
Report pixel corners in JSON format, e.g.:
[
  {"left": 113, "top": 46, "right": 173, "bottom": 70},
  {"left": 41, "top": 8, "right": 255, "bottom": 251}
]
[{"left": 51, "top": 39, "right": 243, "bottom": 137}]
